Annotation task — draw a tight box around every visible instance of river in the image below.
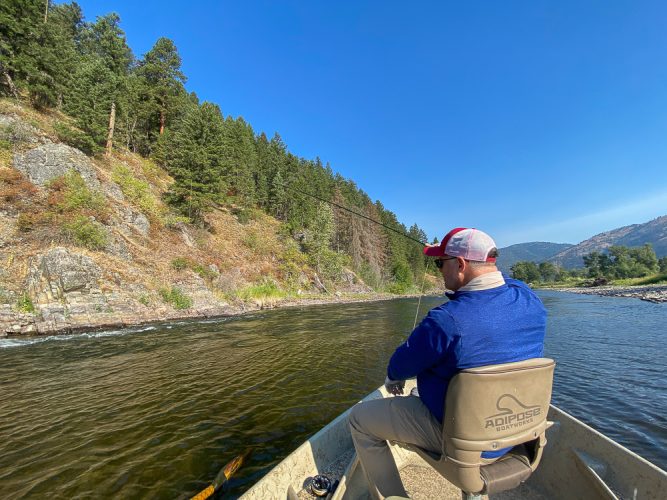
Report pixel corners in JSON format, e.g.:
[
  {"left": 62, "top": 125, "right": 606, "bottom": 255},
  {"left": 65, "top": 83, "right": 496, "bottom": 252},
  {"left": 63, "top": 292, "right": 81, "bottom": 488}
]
[{"left": 0, "top": 291, "right": 665, "bottom": 498}]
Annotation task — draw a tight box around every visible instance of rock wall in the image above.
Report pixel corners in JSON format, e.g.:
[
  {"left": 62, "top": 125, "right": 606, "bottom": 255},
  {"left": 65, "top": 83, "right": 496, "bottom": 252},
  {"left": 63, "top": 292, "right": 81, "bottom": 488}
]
[
  {"left": 1, "top": 247, "right": 239, "bottom": 336},
  {"left": 14, "top": 143, "right": 102, "bottom": 189}
]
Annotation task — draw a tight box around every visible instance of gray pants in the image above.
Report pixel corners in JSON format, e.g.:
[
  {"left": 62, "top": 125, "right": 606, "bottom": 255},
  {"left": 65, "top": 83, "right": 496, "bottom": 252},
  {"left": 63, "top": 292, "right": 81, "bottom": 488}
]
[{"left": 348, "top": 395, "right": 442, "bottom": 499}]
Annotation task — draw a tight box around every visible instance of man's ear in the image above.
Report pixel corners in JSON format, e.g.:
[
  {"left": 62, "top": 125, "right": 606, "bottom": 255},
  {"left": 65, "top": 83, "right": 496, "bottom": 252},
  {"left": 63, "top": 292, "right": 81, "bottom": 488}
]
[{"left": 457, "top": 256, "right": 466, "bottom": 272}]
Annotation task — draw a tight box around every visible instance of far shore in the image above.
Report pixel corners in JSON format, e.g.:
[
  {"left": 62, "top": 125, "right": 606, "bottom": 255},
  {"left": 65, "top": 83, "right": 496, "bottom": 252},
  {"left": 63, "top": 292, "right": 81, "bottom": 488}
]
[
  {"left": 6, "top": 281, "right": 664, "bottom": 340},
  {"left": 1, "top": 291, "right": 440, "bottom": 339},
  {"left": 538, "top": 284, "right": 667, "bottom": 303}
]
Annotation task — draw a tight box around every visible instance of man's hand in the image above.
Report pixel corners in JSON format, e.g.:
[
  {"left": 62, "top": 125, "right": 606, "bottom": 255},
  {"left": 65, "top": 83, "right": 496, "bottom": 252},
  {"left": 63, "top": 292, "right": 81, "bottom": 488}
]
[{"left": 384, "top": 376, "right": 405, "bottom": 396}]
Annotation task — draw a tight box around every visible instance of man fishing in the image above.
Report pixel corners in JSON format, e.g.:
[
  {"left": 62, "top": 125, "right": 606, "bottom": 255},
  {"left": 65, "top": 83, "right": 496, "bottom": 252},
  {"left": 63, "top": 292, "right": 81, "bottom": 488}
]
[{"left": 348, "top": 227, "right": 547, "bottom": 499}]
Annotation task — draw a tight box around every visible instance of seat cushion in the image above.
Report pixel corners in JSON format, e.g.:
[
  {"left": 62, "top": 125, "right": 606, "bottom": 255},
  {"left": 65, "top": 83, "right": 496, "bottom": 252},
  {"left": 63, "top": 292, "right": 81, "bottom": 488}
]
[{"left": 479, "top": 445, "right": 532, "bottom": 494}]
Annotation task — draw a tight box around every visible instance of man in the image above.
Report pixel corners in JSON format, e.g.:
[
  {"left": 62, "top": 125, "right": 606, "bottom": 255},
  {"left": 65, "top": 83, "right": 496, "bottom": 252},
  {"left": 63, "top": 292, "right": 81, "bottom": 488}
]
[{"left": 348, "top": 227, "right": 546, "bottom": 499}]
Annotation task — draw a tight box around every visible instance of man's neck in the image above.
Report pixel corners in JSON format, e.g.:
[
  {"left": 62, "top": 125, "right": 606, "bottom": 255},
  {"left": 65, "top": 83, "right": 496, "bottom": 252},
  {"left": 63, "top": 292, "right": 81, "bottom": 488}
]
[{"left": 458, "top": 270, "right": 505, "bottom": 292}]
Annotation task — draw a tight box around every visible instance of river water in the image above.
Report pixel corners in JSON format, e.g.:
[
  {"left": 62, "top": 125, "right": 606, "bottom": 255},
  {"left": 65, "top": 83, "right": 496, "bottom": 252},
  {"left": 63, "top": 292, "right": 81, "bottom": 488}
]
[{"left": 0, "top": 291, "right": 665, "bottom": 498}]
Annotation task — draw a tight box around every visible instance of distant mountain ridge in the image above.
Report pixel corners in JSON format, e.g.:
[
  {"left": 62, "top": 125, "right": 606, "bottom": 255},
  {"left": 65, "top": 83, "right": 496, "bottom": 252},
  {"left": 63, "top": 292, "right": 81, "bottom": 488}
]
[
  {"left": 497, "top": 215, "right": 667, "bottom": 270},
  {"left": 548, "top": 215, "right": 667, "bottom": 268},
  {"left": 496, "top": 242, "right": 573, "bottom": 273}
]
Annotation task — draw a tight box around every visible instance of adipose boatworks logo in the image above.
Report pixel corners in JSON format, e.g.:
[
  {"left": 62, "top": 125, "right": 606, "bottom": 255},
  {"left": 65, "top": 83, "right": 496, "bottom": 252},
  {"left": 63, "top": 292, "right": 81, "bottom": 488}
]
[{"left": 485, "top": 394, "right": 541, "bottom": 432}]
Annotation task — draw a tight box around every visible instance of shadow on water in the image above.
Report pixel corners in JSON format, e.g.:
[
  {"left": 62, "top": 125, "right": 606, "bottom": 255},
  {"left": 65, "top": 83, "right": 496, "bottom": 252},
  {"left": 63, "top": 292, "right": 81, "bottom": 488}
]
[{"left": 0, "top": 292, "right": 665, "bottom": 498}]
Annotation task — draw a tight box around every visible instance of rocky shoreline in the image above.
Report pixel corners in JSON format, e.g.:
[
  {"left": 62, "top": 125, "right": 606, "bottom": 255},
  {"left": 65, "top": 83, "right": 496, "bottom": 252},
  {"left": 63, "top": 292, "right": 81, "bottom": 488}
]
[
  {"left": 0, "top": 282, "right": 416, "bottom": 338},
  {"left": 543, "top": 284, "right": 667, "bottom": 303}
]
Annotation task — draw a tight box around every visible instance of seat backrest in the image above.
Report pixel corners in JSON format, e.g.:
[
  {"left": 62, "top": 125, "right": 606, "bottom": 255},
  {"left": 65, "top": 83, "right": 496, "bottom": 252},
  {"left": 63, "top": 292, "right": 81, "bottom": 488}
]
[{"left": 443, "top": 358, "right": 555, "bottom": 464}]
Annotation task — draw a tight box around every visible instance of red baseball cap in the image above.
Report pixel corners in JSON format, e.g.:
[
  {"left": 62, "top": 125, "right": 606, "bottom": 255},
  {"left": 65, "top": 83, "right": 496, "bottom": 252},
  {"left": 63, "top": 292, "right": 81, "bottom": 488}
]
[{"left": 424, "top": 227, "right": 497, "bottom": 262}]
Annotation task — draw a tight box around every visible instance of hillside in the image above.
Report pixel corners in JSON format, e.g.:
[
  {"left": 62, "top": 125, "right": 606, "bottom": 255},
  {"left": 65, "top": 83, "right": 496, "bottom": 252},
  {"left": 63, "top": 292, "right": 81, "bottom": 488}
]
[
  {"left": 0, "top": 101, "right": 438, "bottom": 336},
  {"left": 496, "top": 242, "right": 573, "bottom": 273},
  {"left": 549, "top": 216, "right": 667, "bottom": 268}
]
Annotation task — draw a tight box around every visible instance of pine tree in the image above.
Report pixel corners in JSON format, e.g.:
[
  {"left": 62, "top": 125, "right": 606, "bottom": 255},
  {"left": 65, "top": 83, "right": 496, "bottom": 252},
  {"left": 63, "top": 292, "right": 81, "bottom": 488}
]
[
  {"left": 305, "top": 201, "right": 336, "bottom": 275},
  {"left": 61, "top": 13, "right": 134, "bottom": 152},
  {"left": 0, "top": 1, "right": 82, "bottom": 107},
  {"left": 220, "top": 116, "right": 257, "bottom": 206},
  {"left": 0, "top": 0, "right": 44, "bottom": 97},
  {"left": 269, "top": 170, "right": 287, "bottom": 219},
  {"left": 63, "top": 58, "right": 118, "bottom": 144},
  {"left": 136, "top": 37, "right": 187, "bottom": 139},
  {"left": 78, "top": 13, "right": 132, "bottom": 76},
  {"left": 157, "top": 102, "right": 227, "bottom": 222}
]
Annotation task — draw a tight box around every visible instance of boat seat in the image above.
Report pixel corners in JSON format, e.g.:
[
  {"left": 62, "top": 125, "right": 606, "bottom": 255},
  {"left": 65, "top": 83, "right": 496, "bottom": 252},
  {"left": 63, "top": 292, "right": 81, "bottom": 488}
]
[{"left": 407, "top": 357, "right": 555, "bottom": 496}]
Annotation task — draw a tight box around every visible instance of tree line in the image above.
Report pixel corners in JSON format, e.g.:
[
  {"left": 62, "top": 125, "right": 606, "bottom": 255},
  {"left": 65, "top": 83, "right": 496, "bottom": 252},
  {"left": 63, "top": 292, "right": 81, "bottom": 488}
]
[
  {"left": 0, "top": 1, "right": 430, "bottom": 291},
  {"left": 511, "top": 244, "right": 667, "bottom": 284}
]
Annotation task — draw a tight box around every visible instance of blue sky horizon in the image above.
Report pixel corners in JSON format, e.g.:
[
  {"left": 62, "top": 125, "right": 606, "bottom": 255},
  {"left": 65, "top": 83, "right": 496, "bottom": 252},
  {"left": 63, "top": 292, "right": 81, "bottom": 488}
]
[{"left": 70, "top": 1, "right": 667, "bottom": 248}]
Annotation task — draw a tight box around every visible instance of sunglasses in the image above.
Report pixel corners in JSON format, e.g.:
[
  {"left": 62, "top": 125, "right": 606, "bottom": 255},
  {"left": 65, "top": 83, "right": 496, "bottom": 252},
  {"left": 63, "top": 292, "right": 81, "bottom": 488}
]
[{"left": 434, "top": 256, "right": 457, "bottom": 268}]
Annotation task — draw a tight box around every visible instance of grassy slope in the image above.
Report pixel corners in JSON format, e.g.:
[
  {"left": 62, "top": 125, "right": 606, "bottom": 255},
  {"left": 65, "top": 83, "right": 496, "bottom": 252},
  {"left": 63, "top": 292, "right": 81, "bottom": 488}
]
[
  {"left": 0, "top": 99, "right": 439, "bottom": 314},
  {"left": 0, "top": 99, "right": 315, "bottom": 307}
]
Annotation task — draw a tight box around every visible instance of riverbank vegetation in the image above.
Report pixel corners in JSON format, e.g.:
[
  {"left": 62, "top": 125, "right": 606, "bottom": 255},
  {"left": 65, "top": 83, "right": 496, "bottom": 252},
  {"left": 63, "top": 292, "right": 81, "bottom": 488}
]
[
  {"left": 0, "top": 0, "right": 442, "bottom": 328},
  {"left": 511, "top": 244, "right": 667, "bottom": 287}
]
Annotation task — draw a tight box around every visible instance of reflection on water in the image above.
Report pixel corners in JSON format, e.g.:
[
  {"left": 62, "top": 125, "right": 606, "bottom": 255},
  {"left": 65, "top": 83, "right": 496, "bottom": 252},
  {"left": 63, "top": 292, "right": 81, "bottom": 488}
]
[{"left": 0, "top": 292, "right": 665, "bottom": 498}]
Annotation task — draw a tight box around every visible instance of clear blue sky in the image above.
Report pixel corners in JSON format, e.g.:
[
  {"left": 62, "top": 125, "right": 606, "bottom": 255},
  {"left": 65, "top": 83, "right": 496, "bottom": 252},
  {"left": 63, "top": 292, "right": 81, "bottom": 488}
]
[{"left": 72, "top": 1, "right": 667, "bottom": 247}]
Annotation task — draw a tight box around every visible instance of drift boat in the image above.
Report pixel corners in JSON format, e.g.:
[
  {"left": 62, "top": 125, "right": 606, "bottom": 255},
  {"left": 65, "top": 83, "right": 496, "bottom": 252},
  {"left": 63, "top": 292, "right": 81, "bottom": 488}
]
[{"left": 241, "top": 379, "right": 667, "bottom": 499}]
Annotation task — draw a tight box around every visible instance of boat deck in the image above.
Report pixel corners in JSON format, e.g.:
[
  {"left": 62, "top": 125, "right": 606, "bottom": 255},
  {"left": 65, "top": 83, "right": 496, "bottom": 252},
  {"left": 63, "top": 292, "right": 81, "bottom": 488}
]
[
  {"left": 296, "top": 451, "right": 547, "bottom": 500},
  {"left": 399, "top": 464, "right": 546, "bottom": 500},
  {"left": 243, "top": 389, "right": 667, "bottom": 500}
]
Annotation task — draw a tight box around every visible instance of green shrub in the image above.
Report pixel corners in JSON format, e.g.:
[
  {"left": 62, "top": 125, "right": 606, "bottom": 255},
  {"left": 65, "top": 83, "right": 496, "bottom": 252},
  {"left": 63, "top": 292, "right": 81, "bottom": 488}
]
[
  {"left": 358, "top": 262, "right": 383, "bottom": 291},
  {"left": 193, "top": 264, "right": 217, "bottom": 280},
  {"left": 17, "top": 292, "right": 35, "bottom": 313},
  {"left": 17, "top": 212, "right": 38, "bottom": 232},
  {"left": 54, "top": 122, "right": 100, "bottom": 156},
  {"left": 63, "top": 216, "right": 108, "bottom": 250},
  {"left": 159, "top": 286, "right": 193, "bottom": 309},
  {"left": 279, "top": 243, "right": 309, "bottom": 290},
  {"left": 171, "top": 257, "right": 191, "bottom": 271},
  {"left": 243, "top": 230, "right": 262, "bottom": 250},
  {"left": 237, "top": 279, "right": 285, "bottom": 301},
  {"left": 51, "top": 171, "right": 107, "bottom": 216},
  {"left": 235, "top": 207, "right": 259, "bottom": 224},
  {"left": 139, "top": 159, "right": 165, "bottom": 184},
  {"left": 112, "top": 164, "right": 159, "bottom": 217},
  {"left": 0, "top": 122, "right": 33, "bottom": 144},
  {"left": 387, "top": 260, "right": 415, "bottom": 294},
  {"left": 161, "top": 213, "right": 191, "bottom": 229},
  {"left": 138, "top": 294, "right": 151, "bottom": 306},
  {"left": 313, "top": 248, "right": 351, "bottom": 284}
]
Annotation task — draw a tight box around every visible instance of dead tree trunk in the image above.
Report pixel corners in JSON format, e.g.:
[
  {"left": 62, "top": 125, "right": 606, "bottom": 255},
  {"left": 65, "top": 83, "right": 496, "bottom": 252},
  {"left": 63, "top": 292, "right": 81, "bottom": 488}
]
[
  {"left": 106, "top": 102, "right": 116, "bottom": 157},
  {"left": 159, "top": 109, "right": 165, "bottom": 135},
  {"left": 44, "top": 0, "right": 49, "bottom": 23},
  {"left": 0, "top": 63, "right": 19, "bottom": 99}
]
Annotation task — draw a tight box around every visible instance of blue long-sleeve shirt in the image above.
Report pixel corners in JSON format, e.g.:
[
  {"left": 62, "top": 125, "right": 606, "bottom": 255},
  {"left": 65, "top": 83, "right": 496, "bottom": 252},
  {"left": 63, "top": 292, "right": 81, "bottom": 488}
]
[{"left": 387, "top": 277, "right": 546, "bottom": 425}]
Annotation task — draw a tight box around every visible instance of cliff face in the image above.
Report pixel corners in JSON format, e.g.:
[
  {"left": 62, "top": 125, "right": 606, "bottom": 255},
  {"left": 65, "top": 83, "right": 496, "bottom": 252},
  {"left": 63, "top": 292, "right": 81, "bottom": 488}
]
[
  {"left": 548, "top": 216, "right": 667, "bottom": 268},
  {"left": 0, "top": 101, "right": 373, "bottom": 336}
]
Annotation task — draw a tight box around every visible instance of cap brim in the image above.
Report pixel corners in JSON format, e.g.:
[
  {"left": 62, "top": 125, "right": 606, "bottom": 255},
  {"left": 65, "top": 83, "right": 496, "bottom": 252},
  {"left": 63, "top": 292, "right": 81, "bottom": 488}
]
[{"left": 423, "top": 245, "right": 445, "bottom": 256}]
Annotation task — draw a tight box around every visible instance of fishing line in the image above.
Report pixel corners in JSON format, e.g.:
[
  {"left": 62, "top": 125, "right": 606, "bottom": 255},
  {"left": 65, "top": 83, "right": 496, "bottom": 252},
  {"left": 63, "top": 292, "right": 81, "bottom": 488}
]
[
  {"left": 412, "top": 260, "right": 432, "bottom": 329},
  {"left": 278, "top": 181, "right": 437, "bottom": 324},
  {"left": 279, "top": 182, "right": 428, "bottom": 246}
]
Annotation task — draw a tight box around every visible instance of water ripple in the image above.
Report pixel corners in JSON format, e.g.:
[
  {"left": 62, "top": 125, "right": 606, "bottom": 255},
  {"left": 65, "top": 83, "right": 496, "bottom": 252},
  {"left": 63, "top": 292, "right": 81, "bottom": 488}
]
[{"left": 0, "top": 293, "right": 665, "bottom": 498}]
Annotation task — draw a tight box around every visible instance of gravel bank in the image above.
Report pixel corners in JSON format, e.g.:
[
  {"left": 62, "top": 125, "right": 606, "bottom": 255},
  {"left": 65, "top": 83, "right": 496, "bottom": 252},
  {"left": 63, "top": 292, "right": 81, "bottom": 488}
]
[{"left": 545, "top": 284, "right": 667, "bottom": 303}]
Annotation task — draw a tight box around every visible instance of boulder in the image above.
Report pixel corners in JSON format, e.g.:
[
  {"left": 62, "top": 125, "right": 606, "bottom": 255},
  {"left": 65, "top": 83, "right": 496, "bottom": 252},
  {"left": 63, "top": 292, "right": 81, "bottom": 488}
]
[
  {"left": 105, "top": 235, "right": 132, "bottom": 261},
  {"left": 117, "top": 206, "right": 150, "bottom": 237},
  {"left": 13, "top": 143, "right": 101, "bottom": 189},
  {"left": 0, "top": 114, "right": 42, "bottom": 144},
  {"left": 102, "top": 180, "right": 125, "bottom": 202},
  {"left": 27, "top": 247, "right": 102, "bottom": 302}
]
